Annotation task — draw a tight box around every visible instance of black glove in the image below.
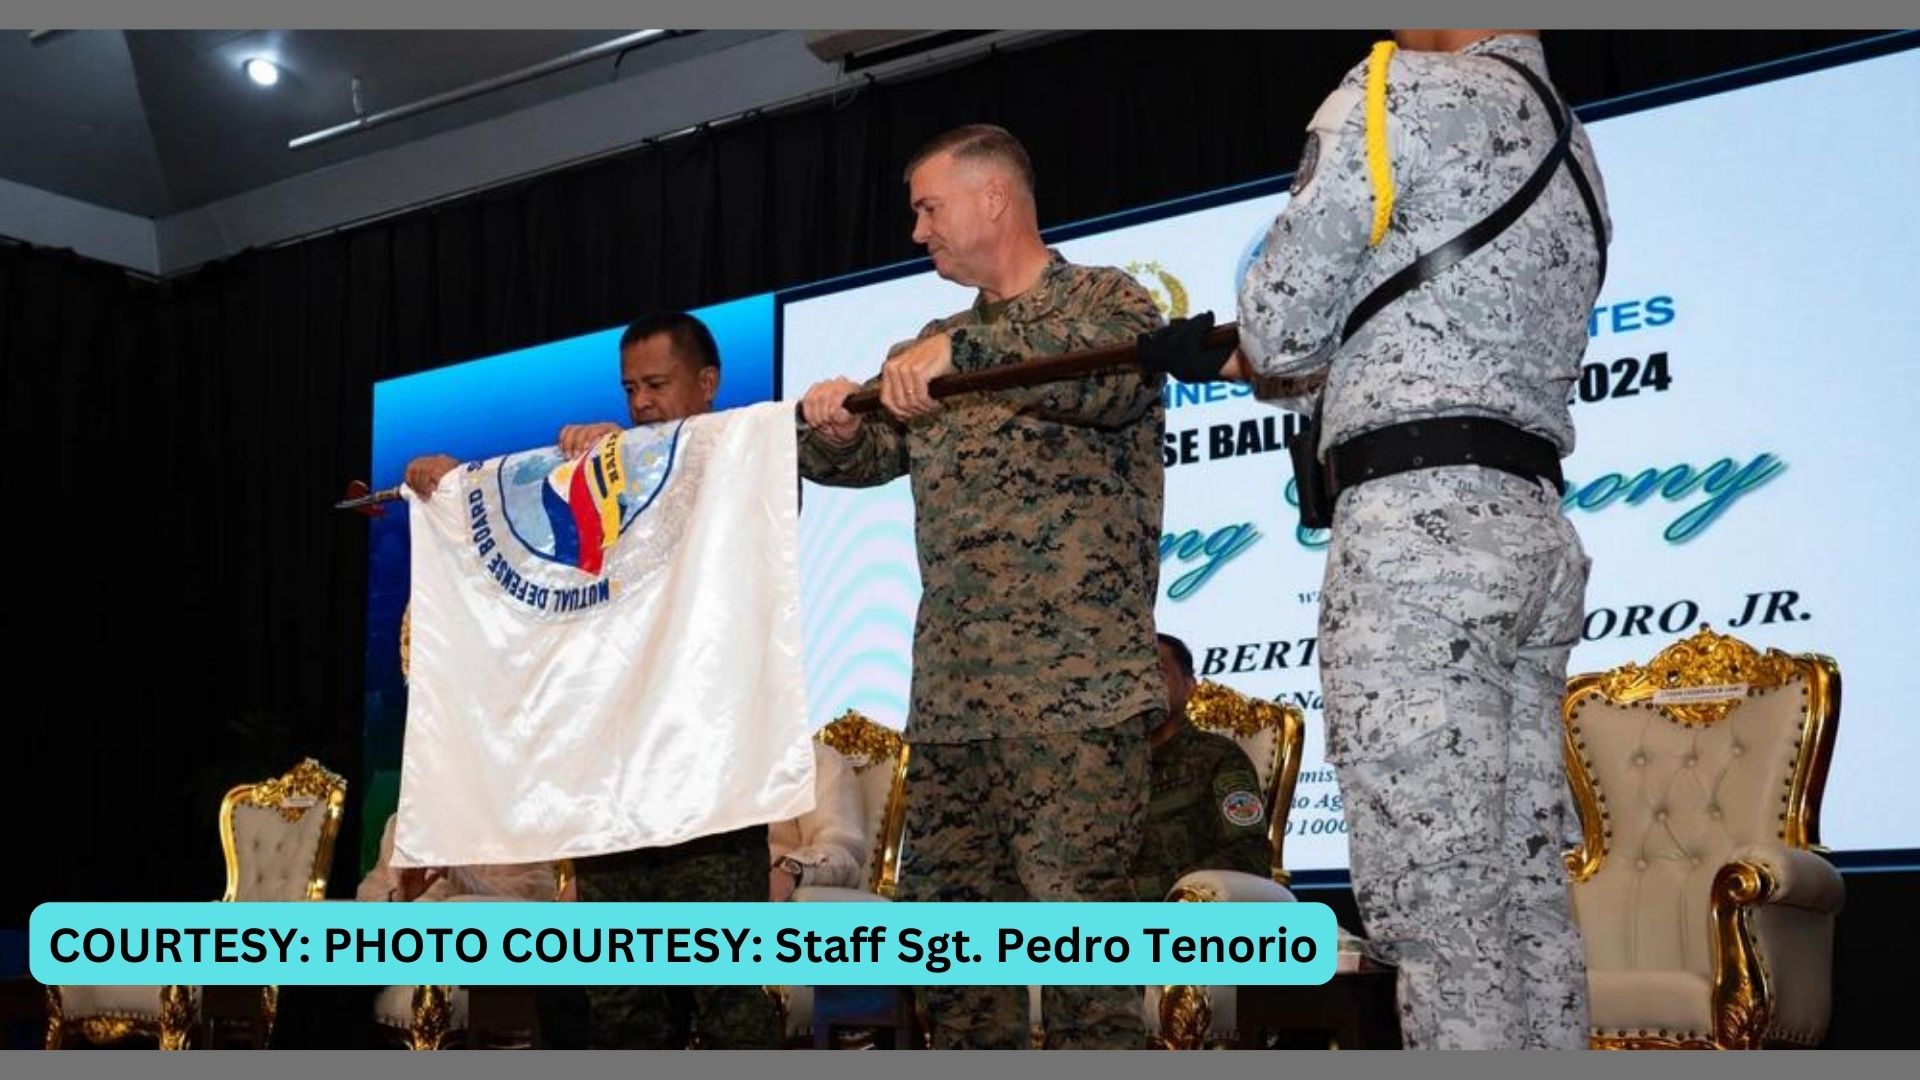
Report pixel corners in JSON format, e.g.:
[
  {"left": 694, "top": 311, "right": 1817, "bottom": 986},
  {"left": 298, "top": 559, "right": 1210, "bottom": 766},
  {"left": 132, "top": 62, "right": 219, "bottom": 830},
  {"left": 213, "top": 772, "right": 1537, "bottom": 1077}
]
[{"left": 1135, "top": 311, "right": 1234, "bottom": 384}]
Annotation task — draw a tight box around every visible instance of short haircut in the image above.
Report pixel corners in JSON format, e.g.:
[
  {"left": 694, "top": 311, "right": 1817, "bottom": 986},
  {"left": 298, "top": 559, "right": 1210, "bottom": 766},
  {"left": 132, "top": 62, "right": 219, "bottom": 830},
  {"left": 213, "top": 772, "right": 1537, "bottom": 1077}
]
[
  {"left": 619, "top": 311, "right": 721, "bottom": 371},
  {"left": 1156, "top": 633, "right": 1195, "bottom": 679},
  {"left": 903, "top": 123, "right": 1036, "bottom": 195}
]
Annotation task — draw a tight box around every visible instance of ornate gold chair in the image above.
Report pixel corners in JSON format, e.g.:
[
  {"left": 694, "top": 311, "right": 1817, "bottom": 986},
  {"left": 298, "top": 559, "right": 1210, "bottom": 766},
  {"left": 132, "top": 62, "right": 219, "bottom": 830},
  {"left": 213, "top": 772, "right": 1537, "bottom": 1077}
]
[
  {"left": 797, "top": 710, "right": 911, "bottom": 901},
  {"left": 45, "top": 757, "right": 347, "bottom": 1049},
  {"left": 373, "top": 861, "right": 574, "bottom": 1050},
  {"left": 1563, "top": 626, "right": 1843, "bottom": 1049},
  {"left": 774, "top": 710, "right": 916, "bottom": 1048},
  {"left": 1143, "top": 682, "right": 1308, "bottom": 1049}
]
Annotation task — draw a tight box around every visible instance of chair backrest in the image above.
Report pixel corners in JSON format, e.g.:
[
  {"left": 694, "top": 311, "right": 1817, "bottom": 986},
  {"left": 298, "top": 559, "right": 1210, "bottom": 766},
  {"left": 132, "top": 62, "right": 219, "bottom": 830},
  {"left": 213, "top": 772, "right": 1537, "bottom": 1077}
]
[
  {"left": 816, "top": 710, "right": 911, "bottom": 896},
  {"left": 1562, "top": 625, "right": 1839, "bottom": 978},
  {"left": 1185, "top": 681, "right": 1307, "bottom": 885},
  {"left": 220, "top": 758, "right": 349, "bottom": 901}
]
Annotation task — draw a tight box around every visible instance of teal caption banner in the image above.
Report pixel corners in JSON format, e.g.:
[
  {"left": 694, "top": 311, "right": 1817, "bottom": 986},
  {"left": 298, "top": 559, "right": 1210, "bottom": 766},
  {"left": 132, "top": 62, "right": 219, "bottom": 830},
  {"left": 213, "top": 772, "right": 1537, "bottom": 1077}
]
[{"left": 32, "top": 901, "right": 1336, "bottom": 986}]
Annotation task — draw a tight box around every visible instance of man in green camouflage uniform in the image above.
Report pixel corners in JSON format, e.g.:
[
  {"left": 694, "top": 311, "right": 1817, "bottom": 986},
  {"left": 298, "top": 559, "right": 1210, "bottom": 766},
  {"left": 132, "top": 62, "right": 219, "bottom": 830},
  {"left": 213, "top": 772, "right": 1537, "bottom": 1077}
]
[
  {"left": 411, "top": 312, "right": 779, "bottom": 1050},
  {"left": 797, "top": 125, "right": 1166, "bottom": 1049},
  {"left": 558, "top": 314, "right": 781, "bottom": 1050},
  {"left": 1135, "top": 634, "right": 1269, "bottom": 901},
  {"left": 571, "top": 830, "right": 775, "bottom": 1048}
]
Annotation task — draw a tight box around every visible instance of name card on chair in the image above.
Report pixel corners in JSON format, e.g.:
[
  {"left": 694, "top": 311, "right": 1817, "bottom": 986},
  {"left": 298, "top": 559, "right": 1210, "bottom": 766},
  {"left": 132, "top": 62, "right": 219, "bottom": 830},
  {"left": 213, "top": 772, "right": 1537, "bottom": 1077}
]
[{"left": 1652, "top": 683, "right": 1747, "bottom": 705}]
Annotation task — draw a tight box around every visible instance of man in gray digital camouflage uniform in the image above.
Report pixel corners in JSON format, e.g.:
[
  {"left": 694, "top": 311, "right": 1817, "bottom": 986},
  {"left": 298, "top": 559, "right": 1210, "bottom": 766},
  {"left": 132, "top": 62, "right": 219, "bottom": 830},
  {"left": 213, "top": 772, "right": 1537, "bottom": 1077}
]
[
  {"left": 797, "top": 124, "right": 1166, "bottom": 1049},
  {"left": 1145, "top": 30, "right": 1610, "bottom": 1049}
]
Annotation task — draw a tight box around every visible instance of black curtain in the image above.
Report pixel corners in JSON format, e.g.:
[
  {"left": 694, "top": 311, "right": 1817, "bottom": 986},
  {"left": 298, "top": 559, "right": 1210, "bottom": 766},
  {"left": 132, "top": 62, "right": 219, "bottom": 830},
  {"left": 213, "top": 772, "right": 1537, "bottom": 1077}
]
[{"left": 1, "top": 28, "right": 1883, "bottom": 925}]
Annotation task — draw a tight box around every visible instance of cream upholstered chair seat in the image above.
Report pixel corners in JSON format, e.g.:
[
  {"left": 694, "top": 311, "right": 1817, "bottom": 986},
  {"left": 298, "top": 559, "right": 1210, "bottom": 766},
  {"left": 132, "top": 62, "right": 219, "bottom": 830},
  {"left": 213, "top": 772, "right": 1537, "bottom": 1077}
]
[
  {"left": 46, "top": 986, "right": 202, "bottom": 1050},
  {"left": 1563, "top": 626, "right": 1843, "bottom": 1049}
]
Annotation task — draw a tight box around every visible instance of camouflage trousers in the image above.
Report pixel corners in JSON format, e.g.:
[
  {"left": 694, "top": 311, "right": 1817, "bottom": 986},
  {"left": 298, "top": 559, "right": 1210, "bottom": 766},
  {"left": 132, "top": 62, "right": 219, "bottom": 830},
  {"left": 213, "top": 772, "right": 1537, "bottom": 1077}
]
[
  {"left": 1319, "top": 467, "right": 1591, "bottom": 1049},
  {"left": 901, "top": 715, "right": 1152, "bottom": 1049},
  {"left": 575, "top": 825, "right": 779, "bottom": 1049}
]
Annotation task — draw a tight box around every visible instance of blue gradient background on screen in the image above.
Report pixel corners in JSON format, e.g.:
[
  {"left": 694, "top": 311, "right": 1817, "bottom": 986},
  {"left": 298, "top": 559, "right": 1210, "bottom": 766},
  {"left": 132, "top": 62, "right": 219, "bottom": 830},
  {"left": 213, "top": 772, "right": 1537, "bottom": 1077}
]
[{"left": 359, "top": 293, "right": 775, "bottom": 872}]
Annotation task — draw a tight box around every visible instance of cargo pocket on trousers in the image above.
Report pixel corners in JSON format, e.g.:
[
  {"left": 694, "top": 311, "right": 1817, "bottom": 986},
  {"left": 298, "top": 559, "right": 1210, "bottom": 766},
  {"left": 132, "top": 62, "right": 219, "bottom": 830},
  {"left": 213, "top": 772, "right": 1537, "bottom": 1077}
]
[{"left": 1335, "top": 682, "right": 1503, "bottom": 873}]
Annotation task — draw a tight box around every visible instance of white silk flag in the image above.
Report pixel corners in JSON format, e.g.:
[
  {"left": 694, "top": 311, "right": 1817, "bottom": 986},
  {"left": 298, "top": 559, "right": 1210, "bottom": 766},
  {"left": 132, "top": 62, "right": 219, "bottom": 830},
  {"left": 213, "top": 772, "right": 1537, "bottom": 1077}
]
[{"left": 392, "top": 402, "right": 813, "bottom": 867}]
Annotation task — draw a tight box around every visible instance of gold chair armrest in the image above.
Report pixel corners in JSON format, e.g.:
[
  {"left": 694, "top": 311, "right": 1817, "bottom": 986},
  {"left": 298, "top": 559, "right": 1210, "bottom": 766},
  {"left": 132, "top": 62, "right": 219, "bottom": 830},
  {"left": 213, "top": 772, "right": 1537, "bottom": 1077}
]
[
  {"left": 1709, "top": 860, "right": 1779, "bottom": 1049},
  {"left": 1727, "top": 844, "right": 1844, "bottom": 913}
]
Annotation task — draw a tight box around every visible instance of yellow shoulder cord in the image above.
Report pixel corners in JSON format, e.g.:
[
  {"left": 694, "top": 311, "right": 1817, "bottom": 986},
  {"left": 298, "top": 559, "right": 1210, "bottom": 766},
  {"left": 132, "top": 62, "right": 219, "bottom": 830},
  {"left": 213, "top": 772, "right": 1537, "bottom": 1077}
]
[{"left": 1365, "top": 40, "right": 1399, "bottom": 246}]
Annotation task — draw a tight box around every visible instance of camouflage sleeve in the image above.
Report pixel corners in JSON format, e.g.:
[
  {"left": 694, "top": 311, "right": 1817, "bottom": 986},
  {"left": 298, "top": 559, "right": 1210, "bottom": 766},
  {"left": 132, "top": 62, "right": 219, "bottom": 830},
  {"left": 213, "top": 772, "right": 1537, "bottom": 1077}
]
[
  {"left": 1235, "top": 72, "right": 1381, "bottom": 380},
  {"left": 951, "top": 271, "right": 1166, "bottom": 430},
  {"left": 1203, "top": 749, "right": 1272, "bottom": 879},
  {"left": 796, "top": 373, "right": 911, "bottom": 489}
]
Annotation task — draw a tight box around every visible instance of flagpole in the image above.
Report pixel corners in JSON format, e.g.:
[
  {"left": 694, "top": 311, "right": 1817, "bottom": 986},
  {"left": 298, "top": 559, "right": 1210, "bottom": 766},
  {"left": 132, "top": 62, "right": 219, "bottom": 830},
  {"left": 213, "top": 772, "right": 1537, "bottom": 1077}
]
[
  {"left": 334, "top": 323, "right": 1238, "bottom": 511},
  {"left": 836, "top": 323, "right": 1237, "bottom": 417},
  {"left": 333, "top": 480, "right": 402, "bottom": 515}
]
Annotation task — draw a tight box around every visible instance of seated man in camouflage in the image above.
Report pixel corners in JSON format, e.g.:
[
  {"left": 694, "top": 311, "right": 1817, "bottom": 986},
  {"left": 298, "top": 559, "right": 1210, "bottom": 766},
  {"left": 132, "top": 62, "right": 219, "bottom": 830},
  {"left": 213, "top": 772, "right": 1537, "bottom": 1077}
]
[{"left": 1134, "top": 633, "right": 1271, "bottom": 900}]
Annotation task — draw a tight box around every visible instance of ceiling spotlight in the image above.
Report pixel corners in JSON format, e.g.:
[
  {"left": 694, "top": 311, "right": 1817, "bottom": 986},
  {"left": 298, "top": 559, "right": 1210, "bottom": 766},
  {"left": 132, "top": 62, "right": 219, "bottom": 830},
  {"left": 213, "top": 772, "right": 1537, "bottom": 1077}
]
[{"left": 245, "top": 57, "right": 280, "bottom": 87}]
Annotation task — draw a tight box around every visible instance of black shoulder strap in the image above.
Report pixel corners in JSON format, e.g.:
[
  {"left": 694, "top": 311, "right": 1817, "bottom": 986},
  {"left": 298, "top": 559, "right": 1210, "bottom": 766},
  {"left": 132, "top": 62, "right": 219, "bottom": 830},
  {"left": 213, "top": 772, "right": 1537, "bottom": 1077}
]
[
  {"left": 1338, "top": 54, "right": 1608, "bottom": 346},
  {"left": 1492, "top": 55, "right": 1610, "bottom": 289}
]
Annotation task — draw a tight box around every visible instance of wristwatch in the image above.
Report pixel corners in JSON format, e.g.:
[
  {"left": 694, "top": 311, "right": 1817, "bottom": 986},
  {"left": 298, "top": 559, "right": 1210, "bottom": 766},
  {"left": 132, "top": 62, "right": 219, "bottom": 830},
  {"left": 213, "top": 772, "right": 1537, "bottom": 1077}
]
[{"left": 775, "top": 855, "right": 806, "bottom": 881}]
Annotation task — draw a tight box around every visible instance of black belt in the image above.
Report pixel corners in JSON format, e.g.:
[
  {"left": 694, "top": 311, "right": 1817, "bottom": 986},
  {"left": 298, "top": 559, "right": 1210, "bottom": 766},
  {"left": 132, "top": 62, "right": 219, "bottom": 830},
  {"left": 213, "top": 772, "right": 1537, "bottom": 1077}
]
[{"left": 1325, "top": 417, "right": 1564, "bottom": 501}]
